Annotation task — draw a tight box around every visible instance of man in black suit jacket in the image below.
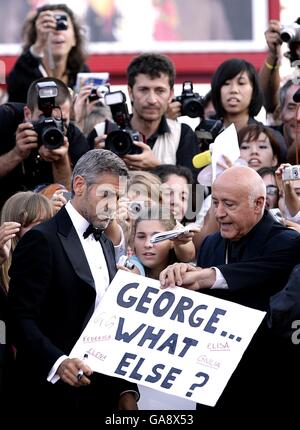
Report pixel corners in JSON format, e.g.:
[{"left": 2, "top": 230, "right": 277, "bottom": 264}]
[
  {"left": 160, "top": 166, "right": 300, "bottom": 423},
  {"left": 8, "top": 149, "right": 138, "bottom": 422}
]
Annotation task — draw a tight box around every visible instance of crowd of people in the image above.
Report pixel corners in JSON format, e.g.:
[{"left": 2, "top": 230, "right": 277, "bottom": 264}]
[{"left": 0, "top": 2, "right": 300, "bottom": 424}]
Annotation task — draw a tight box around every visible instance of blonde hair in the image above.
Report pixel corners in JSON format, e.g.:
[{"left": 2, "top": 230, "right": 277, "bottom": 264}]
[
  {"left": 127, "top": 171, "right": 162, "bottom": 204},
  {"left": 0, "top": 191, "right": 53, "bottom": 292}
]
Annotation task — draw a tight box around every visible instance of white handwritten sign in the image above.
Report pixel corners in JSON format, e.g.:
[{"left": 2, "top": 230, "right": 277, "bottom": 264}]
[{"left": 70, "top": 271, "right": 265, "bottom": 407}]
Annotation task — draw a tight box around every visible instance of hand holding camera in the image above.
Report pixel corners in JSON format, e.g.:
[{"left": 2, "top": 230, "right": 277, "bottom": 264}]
[
  {"left": 15, "top": 122, "right": 39, "bottom": 160},
  {"left": 31, "top": 82, "right": 65, "bottom": 150},
  {"left": 173, "top": 81, "right": 204, "bottom": 118},
  {"left": 104, "top": 90, "right": 142, "bottom": 157},
  {"left": 38, "top": 135, "right": 69, "bottom": 162},
  {"left": 32, "top": 10, "right": 68, "bottom": 56},
  {"left": 264, "top": 20, "right": 282, "bottom": 59}
]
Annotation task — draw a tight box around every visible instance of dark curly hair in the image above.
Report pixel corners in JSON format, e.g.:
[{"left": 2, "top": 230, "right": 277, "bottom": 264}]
[
  {"left": 21, "top": 4, "right": 87, "bottom": 77},
  {"left": 127, "top": 53, "right": 176, "bottom": 89}
]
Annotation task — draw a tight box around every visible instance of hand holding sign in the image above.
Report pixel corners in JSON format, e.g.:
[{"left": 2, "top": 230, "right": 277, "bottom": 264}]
[{"left": 70, "top": 271, "right": 265, "bottom": 407}]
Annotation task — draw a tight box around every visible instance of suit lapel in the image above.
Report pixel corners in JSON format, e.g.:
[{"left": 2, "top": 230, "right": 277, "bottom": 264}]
[
  {"left": 56, "top": 207, "right": 95, "bottom": 291},
  {"left": 100, "top": 234, "right": 116, "bottom": 282}
]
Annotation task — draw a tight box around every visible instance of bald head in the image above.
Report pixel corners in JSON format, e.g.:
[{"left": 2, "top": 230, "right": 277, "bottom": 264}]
[
  {"left": 212, "top": 166, "right": 266, "bottom": 241},
  {"left": 214, "top": 166, "right": 266, "bottom": 201}
]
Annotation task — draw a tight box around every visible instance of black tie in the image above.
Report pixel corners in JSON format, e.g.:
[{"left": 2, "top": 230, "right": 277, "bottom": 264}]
[{"left": 83, "top": 224, "right": 103, "bottom": 241}]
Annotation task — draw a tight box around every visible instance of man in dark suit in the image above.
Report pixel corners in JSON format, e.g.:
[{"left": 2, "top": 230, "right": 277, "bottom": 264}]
[
  {"left": 160, "top": 166, "right": 300, "bottom": 423},
  {"left": 8, "top": 149, "right": 138, "bottom": 422}
]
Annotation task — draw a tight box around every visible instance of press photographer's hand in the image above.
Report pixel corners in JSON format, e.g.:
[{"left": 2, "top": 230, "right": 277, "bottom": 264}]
[
  {"left": 32, "top": 10, "right": 57, "bottom": 55},
  {"left": 14, "top": 122, "right": 38, "bottom": 160},
  {"left": 39, "top": 136, "right": 69, "bottom": 162},
  {"left": 123, "top": 141, "right": 160, "bottom": 169}
]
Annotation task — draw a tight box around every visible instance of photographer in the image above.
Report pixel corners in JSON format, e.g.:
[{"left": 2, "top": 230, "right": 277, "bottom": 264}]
[
  {"left": 91, "top": 53, "right": 199, "bottom": 180},
  {"left": 6, "top": 3, "right": 89, "bottom": 103},
  {"left": 0, "top": 77, "right": 89, "bottom": 208},
  {"left": 259, "top": 18, "right": 300, "bottom": 114},
  {"left": 125, "top": 53, "right": 199, "bottom": 178}
]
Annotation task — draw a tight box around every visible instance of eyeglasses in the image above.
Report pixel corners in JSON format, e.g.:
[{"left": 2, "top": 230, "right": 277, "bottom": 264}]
[{"left": 266, "top": 185, "right": 279, "bottom": 196}]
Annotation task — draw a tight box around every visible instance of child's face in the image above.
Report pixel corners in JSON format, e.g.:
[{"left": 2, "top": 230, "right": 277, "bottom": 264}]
[
  {"left": 134, "top": 220, "right": 172, "bottom": 269},
  {"left": 161, "top": 175, "right": 189, "bottom": 221}
]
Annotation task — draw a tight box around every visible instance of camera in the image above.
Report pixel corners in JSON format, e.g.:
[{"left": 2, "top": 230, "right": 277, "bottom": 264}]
[
  {"left": 280, "top": 18, "right": 300, "bottom": 43},
  {"left": 104, "top": 91, "right": 141, "bottom": 157},
  {"left": 31, "top": 81, "right": 64, "bottom": 149},
  {"left": 88, "top": 85, "right": 109, "bottom": 102},
  {"left": 54, "top": 13, "right": 68, "bottom": 31},
  {"left": 174, "top": 81, "right": 204, "bottom": 118},
  {"left": 282, "top": 165, "right": 300, "bottom": 181},
  {"left": 195, "top": 118, "right": 223, "bottom": 142},
  {"left": 127, "top": 200, "right": 145, "bottom": 216}
]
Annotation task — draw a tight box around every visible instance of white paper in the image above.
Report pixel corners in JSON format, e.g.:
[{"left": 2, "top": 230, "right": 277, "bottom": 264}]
[
  {"left": 211, "top": 123, "right": 240, "bottom": 181},
  {"left": 70, "top": 271, "right": 265, "bottom": 408}
]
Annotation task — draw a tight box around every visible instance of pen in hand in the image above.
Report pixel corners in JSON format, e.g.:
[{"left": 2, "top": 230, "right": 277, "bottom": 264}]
[{"left": 77, "top": 353, "right": 89, "bottom": 381}]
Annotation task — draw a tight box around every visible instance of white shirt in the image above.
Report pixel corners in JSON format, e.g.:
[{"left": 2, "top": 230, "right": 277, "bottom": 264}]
[{"left": 47, "top": 201, "right": 110, "bottom": 383}]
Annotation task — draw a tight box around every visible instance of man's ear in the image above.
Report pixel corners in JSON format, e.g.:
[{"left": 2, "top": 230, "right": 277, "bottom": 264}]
[
  {"left": 254, "top": 196, "right": 265, "bottom": 212},
  {"left": 73, "top": 175, "right": 86, "bottom": 197},
  {"left": 23, "top": 106, "right": 32, "bottom": 121}
]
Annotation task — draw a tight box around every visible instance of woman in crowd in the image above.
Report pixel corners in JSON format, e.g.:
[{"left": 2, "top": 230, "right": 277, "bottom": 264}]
[
  {"left": 0, "top": 191, "right": 53, "bottom": 397},
  {"left": 0, "top": 191, "right": 53, "bottom": 292},
  {"left": 238, "top": 123, "right": 282, "bottom": 171},
  {"left": 7, "top": 3, "right": 89, "bottom": 103},
  {"left": 211, "top": 58, "right": 263, "bottom": 132},
  {"left": 210, "top": 58, "right": 286, "bottom": 158}
]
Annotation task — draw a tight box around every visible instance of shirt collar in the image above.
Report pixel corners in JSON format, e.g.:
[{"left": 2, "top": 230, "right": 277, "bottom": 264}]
[{"left": 65, "top": 201, "right": 89, "bottom": 237}]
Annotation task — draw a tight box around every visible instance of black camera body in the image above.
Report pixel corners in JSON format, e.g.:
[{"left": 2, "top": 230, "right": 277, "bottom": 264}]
[
  {"left": 32, "top": 116, "right": 64, "bottom": 150},
  {"left": 32, "top": 81, "right": 64, "bottom": 149},
  {"left": 88, "top": 85, "right": 109, "bottom": 102},
  {"left": 54, "top": 13, "right": 68, "bottom": 31},
  {"left": 104, "top": 91, "right": 141, "bottom": 157},
  {"left": 174, "top": 81, "right": 204, "bottom": 118}
]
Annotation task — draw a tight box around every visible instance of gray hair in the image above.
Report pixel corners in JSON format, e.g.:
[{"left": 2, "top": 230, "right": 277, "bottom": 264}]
[
  {"left": 71, "top": 149, "right": 128, "bottom": 192},
  {"left": 279, "top": 79, "right": 299, "bottom": 109}
]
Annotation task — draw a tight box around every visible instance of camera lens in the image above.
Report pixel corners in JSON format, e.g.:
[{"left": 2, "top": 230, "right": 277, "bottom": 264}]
[
  {"left": 42, "top": 127, "right": 64, "bottom": 149},
  {"left": 292, "top": 168, "right": 299, "bottom": 179},
  {"left": 129, "top": 202, "right": 142, "bottom": 214},
  {"left": 55, "top": 14, "right": 68, "bottom": 31},
  {"left": 182, "top": 99, "right": 203, "bottom": 118},
  {"left": 105, "top": 130, "right": 134, "bottom": 156}
]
